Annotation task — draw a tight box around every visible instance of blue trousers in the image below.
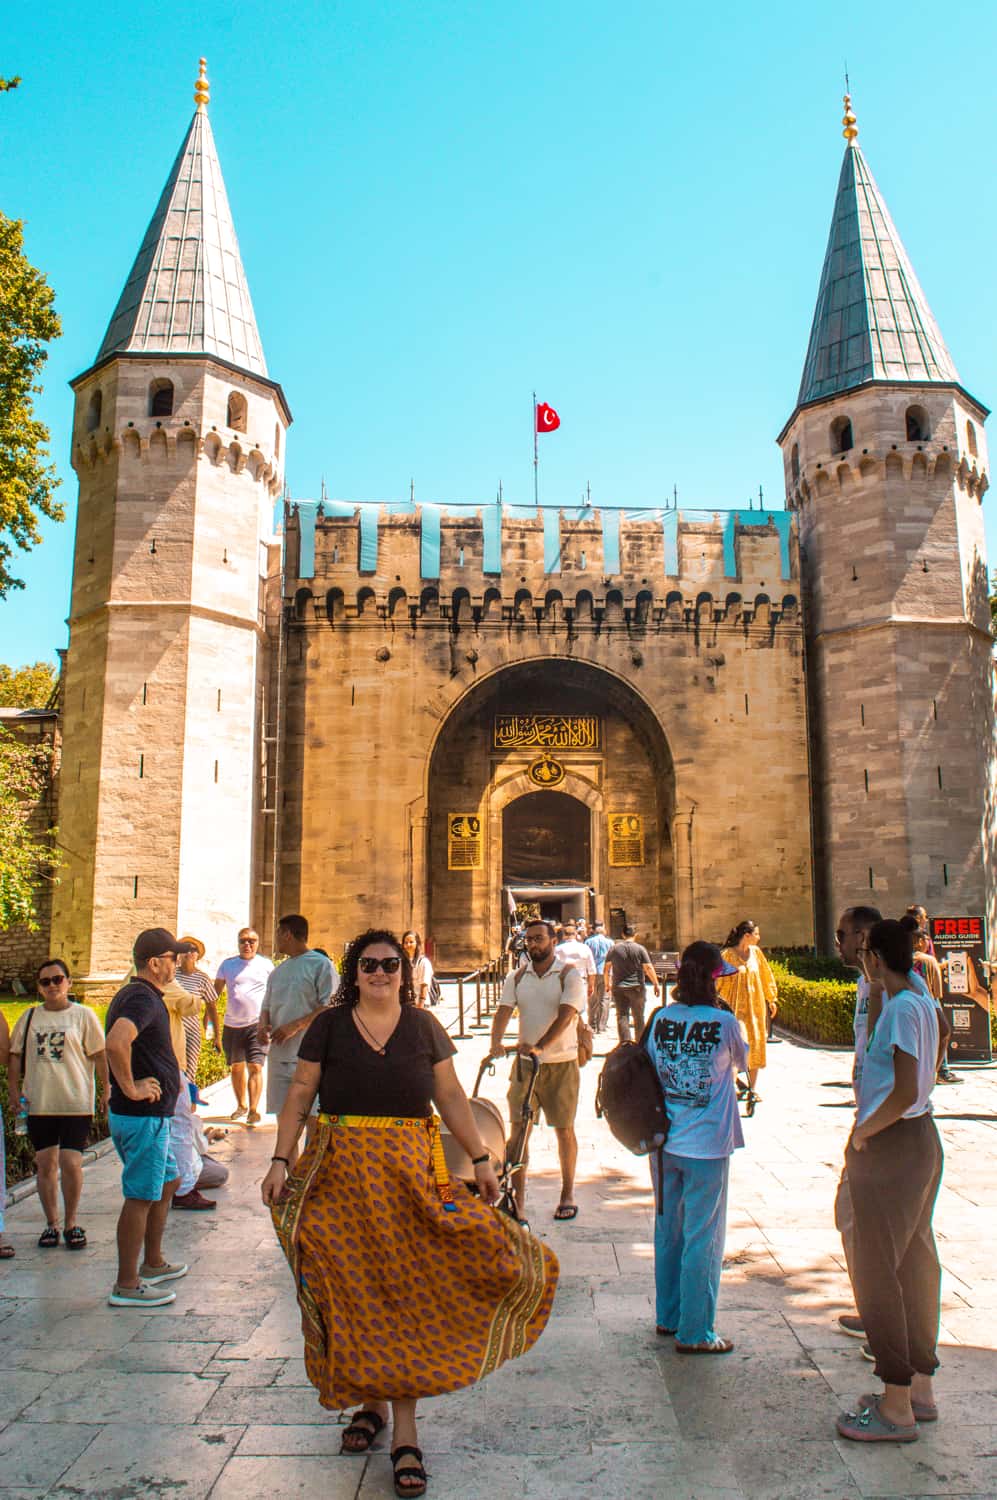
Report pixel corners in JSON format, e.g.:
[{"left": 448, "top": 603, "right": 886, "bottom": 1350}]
[{"left": 651, "top": 1151, "right": 730, "bottom": 1344}]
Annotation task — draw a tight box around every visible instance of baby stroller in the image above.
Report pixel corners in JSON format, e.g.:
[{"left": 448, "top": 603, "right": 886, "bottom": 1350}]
[{"left": 440, "top": 1048, "right": 540, "bottom": 1226}]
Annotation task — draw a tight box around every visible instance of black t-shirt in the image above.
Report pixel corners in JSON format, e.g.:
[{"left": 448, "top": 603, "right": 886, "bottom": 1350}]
[
  {"left": 105, "top": 979, "right": 180, "bottom": 1117},
  {"left": 297, "top": 1004, "right": 457, "bottom": 1118},
  {"left": 607, "top": 940, "right": 652, "bottom": 987}
]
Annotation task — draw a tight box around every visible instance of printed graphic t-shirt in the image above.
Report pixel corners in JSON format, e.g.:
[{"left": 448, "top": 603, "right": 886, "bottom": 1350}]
[
  {"left": 215, "top": 953, "right": 274, "bottom": 1026},
  {"left": 10, "top": 1003, "right": 105, "bottom": 1115},
  {"left": 645, "top": 1002, "right": 749, "bottom": 1159}
]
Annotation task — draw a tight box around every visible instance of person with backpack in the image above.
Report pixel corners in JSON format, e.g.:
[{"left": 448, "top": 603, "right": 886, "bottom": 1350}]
[
  {"left": 644, "top": 941, "right": 748, "bottom": 1354},
  {"left": 488, "top": 918, "right": 587, "bottom": 1221}
]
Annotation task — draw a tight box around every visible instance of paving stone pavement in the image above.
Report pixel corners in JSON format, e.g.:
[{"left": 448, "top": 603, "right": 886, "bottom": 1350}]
[{"left": 2, "top": 994, "right": 996, "bottom": 1499}]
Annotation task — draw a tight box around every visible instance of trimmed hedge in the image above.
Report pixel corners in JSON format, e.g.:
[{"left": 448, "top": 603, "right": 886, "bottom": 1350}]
[
  {"left": 2, "top": 997, "right": 230, "bottom": 1189},
  {"left": 769, "top": 960, "right": 854, "bottom": 1046}
]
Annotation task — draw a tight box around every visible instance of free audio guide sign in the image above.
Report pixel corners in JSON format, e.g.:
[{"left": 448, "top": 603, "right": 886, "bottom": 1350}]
[{"left": 930, "top": 915, "right": 992, "bottom": 1064}]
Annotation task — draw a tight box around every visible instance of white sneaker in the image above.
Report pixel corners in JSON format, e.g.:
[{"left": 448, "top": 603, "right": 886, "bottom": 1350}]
[{"left": 108, "top": 1280, "right": 177, "bottom": 1308}]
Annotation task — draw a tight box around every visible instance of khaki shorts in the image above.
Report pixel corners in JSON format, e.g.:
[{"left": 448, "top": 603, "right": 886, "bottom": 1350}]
[{"left": 508, "top": 1057, "right": 580, "bottom": 1130}]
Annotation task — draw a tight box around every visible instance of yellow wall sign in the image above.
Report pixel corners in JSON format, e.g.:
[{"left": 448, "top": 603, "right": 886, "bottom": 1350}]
[
  {"left": 608, "top": 812, "right": 645, "bottom": 867},
  {"left": 448, "top": 813, "right": 483, "bottom": 870}
]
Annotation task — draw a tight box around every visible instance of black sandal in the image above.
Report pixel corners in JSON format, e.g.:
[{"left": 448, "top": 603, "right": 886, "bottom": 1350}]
[
  {"left": 340, "top": 1408, "right": 386, "bottom": 1453},
  {"left": 38, "top": 1226, "right": 60, "bottom": 1248},
  {"left": 63, "top": 1227, "right": 87, "bottom": 1250},
  {"left": 391, "top": 1445, "right": 427, "bottom": 1497}
]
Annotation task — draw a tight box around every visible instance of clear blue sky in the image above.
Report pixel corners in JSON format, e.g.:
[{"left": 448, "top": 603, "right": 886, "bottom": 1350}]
[{"left": 4, "top": 0, "right": 997, "bottom": 667}]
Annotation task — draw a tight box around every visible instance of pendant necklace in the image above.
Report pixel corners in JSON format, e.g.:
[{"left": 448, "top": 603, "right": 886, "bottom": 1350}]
[{"left": 355, "top": 1008, "right": 390, "bottom": 1055}]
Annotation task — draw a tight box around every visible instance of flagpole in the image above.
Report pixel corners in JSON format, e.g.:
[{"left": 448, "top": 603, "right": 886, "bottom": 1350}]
[{"left": 533, "top": 390, "right": 538, "bottom": 509}]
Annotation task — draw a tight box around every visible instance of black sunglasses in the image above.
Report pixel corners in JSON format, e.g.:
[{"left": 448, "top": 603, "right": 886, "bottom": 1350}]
[
  {"left": 38, "top": 975, "right": 67, "bottom": 987},
  {"left": 358, "top": 955, "right": 402, "bottom": 974}
]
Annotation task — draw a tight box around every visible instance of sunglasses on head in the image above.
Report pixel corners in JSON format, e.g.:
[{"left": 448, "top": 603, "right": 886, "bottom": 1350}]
[
  {"left": 358, "top": 955, "right": 402, "bottom": 974},
  {"left": 38, "top": 974, "right": 67, "bottom": 987}
]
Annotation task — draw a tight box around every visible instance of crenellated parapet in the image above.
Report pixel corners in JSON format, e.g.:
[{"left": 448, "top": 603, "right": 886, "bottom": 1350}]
[
  {"left": 283, "top": 503, "right": 801, "bottom": 634},
  {"left": 71, "top": 418, "right": 282, "bottom": 493}
]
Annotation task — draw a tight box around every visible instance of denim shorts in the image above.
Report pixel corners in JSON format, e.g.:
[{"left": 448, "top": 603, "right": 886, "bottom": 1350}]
[{"left": 108, "top": 1112, "right": 179, "bottom": 1201}]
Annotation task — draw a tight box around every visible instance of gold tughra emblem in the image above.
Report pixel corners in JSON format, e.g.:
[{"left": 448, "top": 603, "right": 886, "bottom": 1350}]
[
  {"left": 528, "top": 754, "right": 565, "bottom": 788},
  {"left": 493, "top": 714, "right": 600, "bottom": 751}
]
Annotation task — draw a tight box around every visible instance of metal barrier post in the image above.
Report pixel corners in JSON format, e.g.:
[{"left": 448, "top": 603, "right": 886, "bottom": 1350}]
[
  {"left": 475, "top": 970, "right": 482, "bottom": 1027},
  {"left": 455, "top": 976, "right": 467, "bottom": 1039}
]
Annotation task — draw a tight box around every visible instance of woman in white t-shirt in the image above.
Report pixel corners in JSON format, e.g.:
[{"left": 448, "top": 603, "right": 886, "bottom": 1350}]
[
  {"left": 645, "top": 941, "right": 749, "bottom": 1354},
  {"left": 837, "top": 919, "right": 943, "bottom": 1445},
  {"left": 402, "top": 931, "right": 434, "bottom": 1007}
]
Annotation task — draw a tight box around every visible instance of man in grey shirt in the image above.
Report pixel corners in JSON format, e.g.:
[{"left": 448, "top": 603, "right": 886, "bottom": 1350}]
[
  {"left": 258, "top": 914, "right": 337, "bottom": 1164},
  {"left": 604, "top": 925, "right": 661, "bottom": 1043}
]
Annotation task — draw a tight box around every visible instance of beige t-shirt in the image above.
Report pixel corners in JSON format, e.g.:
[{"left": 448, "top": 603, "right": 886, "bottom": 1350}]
[
  {"left": 10, "top": 1003, "right": 105, "bottom": 1115},
  {"left": 500, "top": 955, "right": 586, "bottom": 1064}
]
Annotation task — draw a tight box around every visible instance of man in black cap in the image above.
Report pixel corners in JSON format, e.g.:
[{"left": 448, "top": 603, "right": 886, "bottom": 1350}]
[{"left": 104, "top": 929, "right": 195, "bottom": 1307}]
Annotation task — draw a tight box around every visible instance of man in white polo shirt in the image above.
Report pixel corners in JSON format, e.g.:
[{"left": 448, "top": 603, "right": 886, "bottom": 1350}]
[
  {"left": 214, "top": 928, "right": 274, "bottom": 1125},
  {"left": 489, "top": 918, "right": 587, "bottom": 1221}
]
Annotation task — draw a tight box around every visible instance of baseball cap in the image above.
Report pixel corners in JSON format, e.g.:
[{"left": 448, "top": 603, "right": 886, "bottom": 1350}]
[
  {"left": 713, "top": 958, "right": 739, "bottom": 977},
  {"left": 133, "top": 929, "right": 196, "bottom": 967}
]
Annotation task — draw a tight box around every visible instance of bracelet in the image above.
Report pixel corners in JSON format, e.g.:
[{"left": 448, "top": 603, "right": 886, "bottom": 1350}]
[
  {"left": 271, "top": 1155, "right": 290, "bottom": 1166},
  {"left": 471, "top": 1152, "right": 490, "bottom": 1166}
]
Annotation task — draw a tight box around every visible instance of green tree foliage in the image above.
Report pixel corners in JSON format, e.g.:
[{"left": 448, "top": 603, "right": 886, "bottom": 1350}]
[
  {"left": 0, "top": 659, "right": 56, "bottom": 707},
  {"left": 0, "top": 723, "right": 58, "bottom": 928},
  {"left": 0, "top": 213, "right": 62, "bottom": 596}
]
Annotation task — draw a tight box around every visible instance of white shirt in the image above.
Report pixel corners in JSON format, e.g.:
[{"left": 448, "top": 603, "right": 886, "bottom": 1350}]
[
  {"left": 555, "top": 940, "right": 596, "bottom": 978},
  {"left": 856, "top": 984, "right": 939, "bottom": 1127},
  {"left": 854, "top": 967, "right": 932, "bottom": 1099},
  {"left": 500, "top": 954, "right": 587, "bottom": 1064},
  {"left": 215, "top": 953, "right": 274, "bottom": 1027},
  {"left": 412, "top": 954, "right": 435, "bottom": 1000}
]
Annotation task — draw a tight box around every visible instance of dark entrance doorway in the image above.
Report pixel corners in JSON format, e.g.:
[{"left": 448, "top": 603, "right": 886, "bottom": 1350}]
[{"left": 502, "top": 792, "right": 590, "bottom": 884}]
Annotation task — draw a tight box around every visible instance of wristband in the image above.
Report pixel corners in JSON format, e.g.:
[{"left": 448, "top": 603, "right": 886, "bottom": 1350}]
[
  {"left": 271, "top": 1155, "right": 290, "bottom": 1166},
  {"left": 471, "top": 1152, "right": 490, "bottom": 1166}
]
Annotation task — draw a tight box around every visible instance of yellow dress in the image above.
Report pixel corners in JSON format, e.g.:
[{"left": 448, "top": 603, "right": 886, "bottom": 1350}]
[{"left": 716, "top": 945, "right": 777, "bottom": 1071}]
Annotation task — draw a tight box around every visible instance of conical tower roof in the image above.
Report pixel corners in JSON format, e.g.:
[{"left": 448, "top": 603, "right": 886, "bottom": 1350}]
[
  {"left": 797, "top": 100, "right": 958, "bottom": 407},
  {"left": 96, "top": 61, "right": 267, "bottom": 377}
]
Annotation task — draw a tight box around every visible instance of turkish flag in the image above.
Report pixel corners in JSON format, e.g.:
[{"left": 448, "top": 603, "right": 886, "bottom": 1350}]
[{"left": 536, "top": 402, "right": 560, "bottom": 433}]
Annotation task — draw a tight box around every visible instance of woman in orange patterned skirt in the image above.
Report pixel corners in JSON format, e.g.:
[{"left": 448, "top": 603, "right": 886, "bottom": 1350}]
[{"left": 262, "top": 928, "right": 558, "bottom": 1498}]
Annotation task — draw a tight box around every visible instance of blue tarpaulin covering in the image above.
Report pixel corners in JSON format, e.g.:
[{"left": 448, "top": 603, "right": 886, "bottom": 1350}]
[
  {"left": 601, "top": 510, "right": 621, "bottom": 574},
  {"left": 543, "top": 510, "right": 561, "bottom": 573},
  {"left": 722, "top": 511, "right": 793, "bottom": 581}
]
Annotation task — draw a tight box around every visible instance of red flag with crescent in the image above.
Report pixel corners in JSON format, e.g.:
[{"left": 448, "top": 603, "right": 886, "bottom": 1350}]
[{"left": 536, "top": 402, "right": 560, "bottom": 433}]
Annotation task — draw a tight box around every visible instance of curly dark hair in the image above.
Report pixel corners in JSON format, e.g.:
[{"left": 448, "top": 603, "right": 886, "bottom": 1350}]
[{"left": 334, "top": 928, "right": 415, "bottom": 1008}]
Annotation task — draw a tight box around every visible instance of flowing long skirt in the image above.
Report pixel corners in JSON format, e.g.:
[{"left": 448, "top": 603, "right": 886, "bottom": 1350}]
[{"left": 271, "top": 1116, "right": 558, "bottom": 1407}]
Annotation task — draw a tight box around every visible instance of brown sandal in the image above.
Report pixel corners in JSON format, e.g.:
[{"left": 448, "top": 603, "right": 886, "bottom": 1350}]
[
  {"left": 340, "top": 1408, "right": 386, "bottom": 1453},
  {"left": 392, "top": 1445, "right": 427, "bottom": 1497}
]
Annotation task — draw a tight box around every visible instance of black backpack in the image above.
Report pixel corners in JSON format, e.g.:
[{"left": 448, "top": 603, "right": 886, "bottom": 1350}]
[{"left": 595, "top": 1009, "right": 669, "bottom": 1206}]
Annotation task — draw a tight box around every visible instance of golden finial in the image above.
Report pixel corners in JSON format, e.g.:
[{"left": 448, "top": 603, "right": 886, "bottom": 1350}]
[
  {"left": 842, "top": 92, "right": 858, "bottom": 144},
  {"left": 194, "top": 57, "right": 210, "bottom": 112}
]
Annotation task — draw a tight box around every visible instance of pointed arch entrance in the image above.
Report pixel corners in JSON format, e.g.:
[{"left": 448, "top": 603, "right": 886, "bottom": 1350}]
[{"left": 425, "top": 658, "right": 676, "bottom": 969}]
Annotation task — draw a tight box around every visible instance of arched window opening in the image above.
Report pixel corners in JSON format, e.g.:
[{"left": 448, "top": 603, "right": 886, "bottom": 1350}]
[
  {"left": 830, "top": 416, "right": 853, "bottom": 454},
  {"left": 967, "top": 420, "right": 978, "bottom": 457},
  {"left": 905, "top": 405, "right": 930, "bottom": 442},
  {"left": 86, "top": 390, "right": 102, "bottom": 432},
  {"left": 227, "top": 391, "right": 248, "bottom": 432},
  {"left": 148, "top": 379, "right": 174, "bottom": 417},
  {"left": 790, "top": 443, "right": 800, "bottom": 482}
]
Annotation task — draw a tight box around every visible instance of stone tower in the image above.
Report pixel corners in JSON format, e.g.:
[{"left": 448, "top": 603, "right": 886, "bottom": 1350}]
[
  {"left": 51, "top": 61, "right": 290, "bottom": 984},
  {"left": 779, "top": 97, "right": 994, "bottom": 946}
]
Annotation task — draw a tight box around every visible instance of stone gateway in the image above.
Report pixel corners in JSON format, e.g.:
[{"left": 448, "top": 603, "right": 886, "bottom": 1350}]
[{"left": 41, "top": 72, "right": 993, "bottom": 986}]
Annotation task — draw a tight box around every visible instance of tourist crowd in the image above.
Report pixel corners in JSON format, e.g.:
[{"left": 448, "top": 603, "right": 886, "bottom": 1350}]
[{"left": 0, "top": 898, "right": 959, "bottom": 1491}]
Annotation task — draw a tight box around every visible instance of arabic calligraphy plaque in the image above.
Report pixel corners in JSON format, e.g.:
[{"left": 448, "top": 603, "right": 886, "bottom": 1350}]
[
  {"left": 608, "top": 812, "right": 645, "bottom": 868},
  {"left": 493, "top": 714, "right": 601, "bottom": 751},
  {"left": 448, "top": 813, "right": 483, "bottom": 871}
]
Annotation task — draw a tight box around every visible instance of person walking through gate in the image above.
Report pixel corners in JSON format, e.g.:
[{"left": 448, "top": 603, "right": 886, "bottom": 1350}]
[
  {"left": 604, "top": 925, "right": 660, "bottom": 1043},
  {"left": 645, "top": 942, "right": 747, "bottom": 1353},
  {"left": 836, "top": 919, "right": 944, "bottom": 1443},
  {"left": 716, "top": 920, "right": 778, "bottom": 1101},
  {"left": 489, "top": 918, "right": 587, "bottom": 1220},
  {"left": 259, "top": 914, "right": 337, "bottom": 1166},
  {"left": 585, "top": 920, "right": 613, "bottom": 1033},
  {"left": 262, "top": 928, "right": 557, "bottom": 1499},
  {"left": 8, "top": 959, "right": 109, "bottom": 1249},
  {"left": 214, "top": 929, "right": 274, "bottom": 1124}
]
